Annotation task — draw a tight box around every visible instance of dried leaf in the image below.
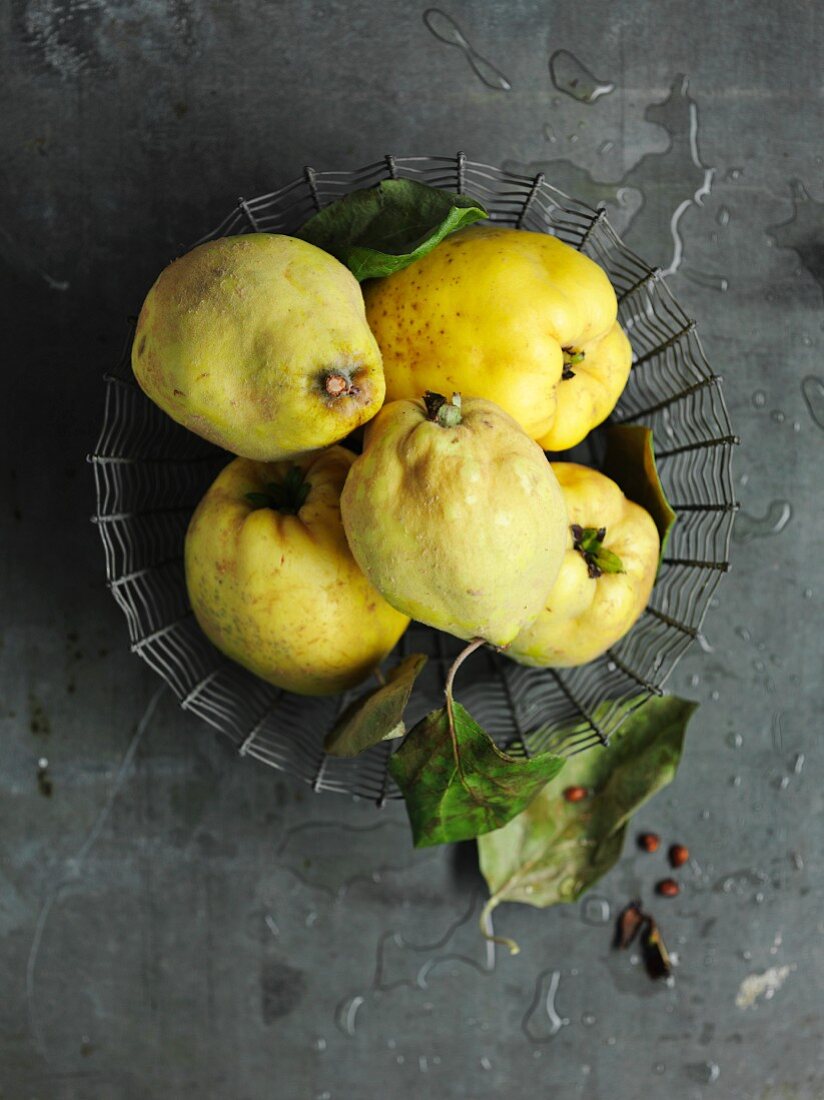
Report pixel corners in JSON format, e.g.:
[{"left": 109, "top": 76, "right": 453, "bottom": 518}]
[
  {"left": 477, "top": 695, "right": 697, "bottom": 910},
  {"left": 324, "top": 654, "right": 427, "bottom": 758},
  {"left": 602, "top": 424, "right": 677, "bottom": 563}
]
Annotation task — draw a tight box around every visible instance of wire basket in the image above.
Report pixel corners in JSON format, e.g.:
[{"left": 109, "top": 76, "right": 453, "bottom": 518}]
[{"left": 90, "top": 153, "right": 736, "bottom": 801}]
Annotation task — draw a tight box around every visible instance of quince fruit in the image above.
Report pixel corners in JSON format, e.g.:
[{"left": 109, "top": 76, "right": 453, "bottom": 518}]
[
  {"left": 364, "top": 225, "right": 631, "bottom": 450},
  {"left": 507, "top": 463, "right": 659, "bottom": 667},
  {"left": 340, "top": 393, "right": 568, "bottom": 647},
  {"left": 133, "top": 234, "right": 385, "bottom": 460},
  {"left": 185, "top": 446, "right": 408, "bottom": 695}
]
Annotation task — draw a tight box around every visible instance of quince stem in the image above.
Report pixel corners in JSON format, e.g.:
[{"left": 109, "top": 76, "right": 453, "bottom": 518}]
[{"left": 423, "top": 390, "right": 463, "bottom": 428}]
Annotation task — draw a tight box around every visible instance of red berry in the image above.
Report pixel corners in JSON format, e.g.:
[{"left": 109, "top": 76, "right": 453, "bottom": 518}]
[
  {"left": 563, "top": 785, "right": 589, "bottom": 803},
  {"left": 656, "top": 878, "right": 680, "bottom": 898},
  {"left": 669, "top": 843, "right": 690, "bottom": 868},
  {"left": 638, "top": 832, "right": 661, "bottom": 853}
]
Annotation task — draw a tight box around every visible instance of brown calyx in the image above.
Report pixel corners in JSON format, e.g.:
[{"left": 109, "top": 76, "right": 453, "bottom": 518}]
[{"left": 324, "top": 372, "right": 353, "bottom": 398}]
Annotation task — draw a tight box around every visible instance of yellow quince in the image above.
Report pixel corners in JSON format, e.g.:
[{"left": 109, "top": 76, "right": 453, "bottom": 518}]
[
  {"left": 133, "top": 234, "right": 385, "bottom": 461},
  {"left": 340, "top": 393, "right": 568, "bottom": 647},
  {"left": 508, "top": 463, "right": 659, "bottom": 667},
  {"left": 185, "top": 446, "right": 408, "bottom": 695},
  {"left": 364, "top": 225, "right": 631, "bottom": 450}
]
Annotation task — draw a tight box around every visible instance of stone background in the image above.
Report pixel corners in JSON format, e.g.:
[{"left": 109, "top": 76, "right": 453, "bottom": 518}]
[{"left": 2, "top": 1, "right": 823, "bottom": 1097}]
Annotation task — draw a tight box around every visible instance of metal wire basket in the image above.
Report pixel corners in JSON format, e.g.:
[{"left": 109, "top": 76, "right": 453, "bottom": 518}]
[{"left": 90, "top": 153, "right": 736, "bottom": 801}]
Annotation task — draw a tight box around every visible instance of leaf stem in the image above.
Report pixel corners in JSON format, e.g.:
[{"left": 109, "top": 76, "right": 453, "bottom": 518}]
[
  {"left": 444, "top": 637, "right": 486, "bottom": 776},
  {"left": 480, "top": 896, "right": 520, "bottom": 956}
]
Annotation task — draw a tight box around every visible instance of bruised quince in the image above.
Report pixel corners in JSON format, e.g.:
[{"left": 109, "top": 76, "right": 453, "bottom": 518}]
[
  {"left": 185, "top": 446, "right": 408, "bottom": 695},
  {"left": 507, "top": 463, "right": 659, "bottom": 667},
  {"left": 340, "top": 393, "right": 568, "bottom": 647},
  {"left": 364, "top": 225, "right": 631, "bottom": 450},
  {"left": 133, "top": 234, "right": 385, "bottom": 460}
]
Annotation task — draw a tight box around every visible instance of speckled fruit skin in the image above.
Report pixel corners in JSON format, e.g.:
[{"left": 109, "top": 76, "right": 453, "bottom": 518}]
[
  {"left": 184, "top": 446, "right": 408, "bottom": 696},
  {"left": 365, "top": 225, "right": 630, "bottom": 450},
  {"left": 132, "top": 234, "right": 385, "bottom": 461},
  {"left": 340, "top": 396, "right": 568, "bottom": 648},
  {"left": 508, "top": 463, "right": 659, "bottom": 668}
]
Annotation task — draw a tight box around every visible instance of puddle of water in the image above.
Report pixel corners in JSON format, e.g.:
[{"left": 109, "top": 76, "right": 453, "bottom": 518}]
[
  {"left": 733, "top": 500, "right": 792, "bottom": 544},
  {"left": 801, "top": 376, "right": 824, "bottom": 430},
  {"left": 768, "top": 180, "right": 824, "bottom": 300},
  {"left": 423, "top": 8, "right": 512, "bottom": 90},
  {"left": 549, "top": 49, "right": 614, "bottom": 103},
  {"left": 505, "top": 74, "right": 722, "bottom": 279}
]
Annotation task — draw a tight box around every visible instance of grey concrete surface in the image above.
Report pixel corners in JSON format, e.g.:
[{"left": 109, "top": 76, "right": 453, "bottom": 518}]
[{"left": 2, "top": 1, "right": 823, "bottom": 1097}]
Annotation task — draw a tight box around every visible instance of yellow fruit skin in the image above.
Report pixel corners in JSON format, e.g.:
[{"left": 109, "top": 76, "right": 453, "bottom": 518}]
[
  {"left": 536, "top": 322, "right": 632, "bottom": 452},
  {"left": 364, "top": 225, "right": 623, "bottom": 447},
  {"left": 508, "top": 463, "right": 659, "bottom": 668},
  {"left": 340, "top": 397, "right": 568, "bottom": 647},
  {"left": 133, "top": 234, "right": 385, "bottom": 461},
  {"left": 185, "top": 446, "right": 408, "bottom": 695}
]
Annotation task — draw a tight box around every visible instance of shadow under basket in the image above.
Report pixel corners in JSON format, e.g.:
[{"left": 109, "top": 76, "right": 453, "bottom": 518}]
[{"left": 90, "top": 153, "right": 737, "bottom": 802}]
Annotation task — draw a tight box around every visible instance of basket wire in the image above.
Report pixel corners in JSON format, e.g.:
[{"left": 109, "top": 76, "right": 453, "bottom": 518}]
[{"left": 90, "top": 153, "right": 736, "bottom": 800}]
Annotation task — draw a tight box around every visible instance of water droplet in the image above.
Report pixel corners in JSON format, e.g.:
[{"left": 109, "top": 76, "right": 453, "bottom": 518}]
[
  {"left": 582, "top": 1012, "right": 596, "bottom": 1026},
  {"left": 804, "top": 587, "right": 813, "bottom": 599},
  {"left": 793, "top": 752, "right": 805, "bottom": 775},
  {"left": 422, "top": 9, "right": 512, "bottom": 91},
  {"left": 700, "top": 809, "right": 711, "bottom": 820},
  {"left": 607, "top": 1036, "right": 617, "bottom": 1046},
  {"left": 733, "top": 500, "right": 792, "bottom": 544},
  {"left": 598, "top": 139, "right": 614, "bottom": 155},
  {"left": 727, "top": 731, "right": 744, "bottom": 748},
  {"left": 543, "top": 122, "right": 557, "bottom": 143},
  {"left": 791, "top": 851, "right": 804, "bottom": 871},
  {"left": 315, "top": 1037, "right": 327, "bottom": 1052},
  {"left": 801, "top": 376, "right": 824, "bottom": 430},
  {"left": 752, "top": 390, "right": 767, "bottom": 408},
  {"left": 705, "top": 1062, "right": 721, "bottom": 1084},
  {"left": 581, "top": 895, "right": 611, "bottom": 925},
  {"left": 681, "top": 266, "right": 730, "bottom": 292},
  {"left": 792, "top": 420, "right": 801, "bottom": 432},
  {"left": 716, "top": 205, "right": 731, "bottom": 226},
  {"left": 771, "top": 409, "right": 786, "bottom": 423},
  {"left": 396, "top": 1055, "right": 405, "bottom": 1065},
  {"left": 726, "top": 167, "right": 744, "bottom": 180},
  {"left": 480, "top": 1057, "right": 492, "bottom": 1071},
  {"left": 418, "top": 1055, "right": 428, "bottom": 1073},
  {"left": 522, "top": 970, "right": 569, "bottom": 1041},
  {"left": 696, "top": 632, "right": 715, "bottom": 654},
  {"left": 335, "top": 994, "right": 365, "bottom": 1037},
  {"left": 710, "top": 690, "right": 720, "bottom": 701},
  {"left": 754, "top": 891, "right": 765, "bottom": 904},
  {"left": 655, "top": 1063, "right": 666, "bottom": 1074},
  {"left": 690, "top": 673, "right": 700, "bottom": 687},
  {"left": 548, "top": 49, "right": 614, "bottom": 103},
  {"left": 581, "top": 1064, "right": 592, "bottom": 1076},
  {"left": 778, "top": 775, "right": 790, "bottom": 791}
]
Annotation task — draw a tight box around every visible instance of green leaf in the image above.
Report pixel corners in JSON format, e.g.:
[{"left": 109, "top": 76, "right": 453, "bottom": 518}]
[
  {"left": 592, "top": 546, "right": 625, "bottom": 575},
  {"left": 602, "top": 425, "right": 678, "bottom": 564},
  {"left": 389, "top": 702, "right": 566, "bottom": 848},
  {"left": 477, "top": 695, "right": 697, "bottom": 911},
  {"left": 297, "top": 179, "right": 488, "bottom": 282},
  {"left": 323, "top": 654, "right": 428, "bottom": 758}
]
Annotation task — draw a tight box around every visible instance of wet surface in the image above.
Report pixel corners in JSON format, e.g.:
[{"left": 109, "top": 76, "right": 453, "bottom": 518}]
[{"left": 3, "top": 1, "right": 824, "bottom": 1097}]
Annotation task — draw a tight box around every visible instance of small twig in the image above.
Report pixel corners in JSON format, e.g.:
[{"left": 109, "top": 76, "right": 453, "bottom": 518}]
[{"left": 444, "top": 637, "right": 486, "bottom": 776}]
